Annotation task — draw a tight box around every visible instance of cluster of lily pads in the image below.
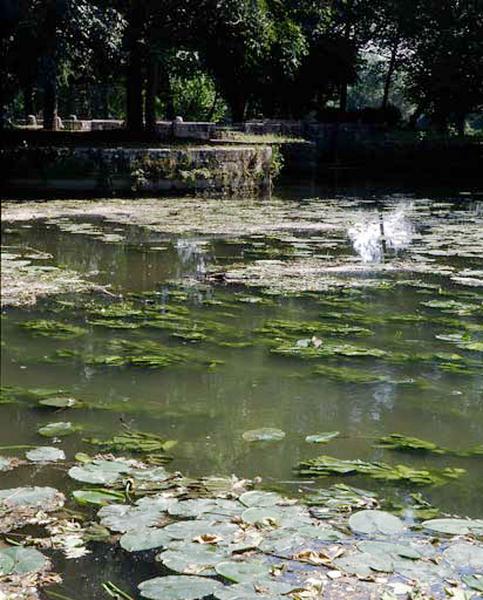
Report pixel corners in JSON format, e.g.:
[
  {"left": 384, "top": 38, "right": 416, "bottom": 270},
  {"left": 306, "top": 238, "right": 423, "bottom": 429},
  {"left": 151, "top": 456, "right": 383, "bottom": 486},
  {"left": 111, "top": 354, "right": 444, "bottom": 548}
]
[{"left": 2, "top": 452, "right": 483, "bottom": 600}]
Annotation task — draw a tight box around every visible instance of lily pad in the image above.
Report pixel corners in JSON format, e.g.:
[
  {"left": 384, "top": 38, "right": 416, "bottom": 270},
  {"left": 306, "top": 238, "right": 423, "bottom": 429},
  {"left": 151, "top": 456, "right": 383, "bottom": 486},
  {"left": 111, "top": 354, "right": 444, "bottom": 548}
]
[
  {"left": 214, "top": 580, "right": 295, "bottom": 599},
  {"left": 239, "top": 491, "right": 281, "bottom": 508},
  {"left": 38, "top": 421, "right": 78, "bottom": 437},
  {"left": 38, "top": 396, "right": 80, "bottom": 409},
  {"left": 72, "top": 489, "right": 125, "bottom": 506},
  {"left": 120, "top": 528, "right": 172, "bottom": 552},
  {"left": 348, "top": 510, "right": 405, "bottom": 536},
  {"left": 215, "top": 560, "right": 269, "bottom": 583},
  {"left": 158, "top": 542, "right": 228, "bottom": 576},
  {"left": 443, "top": 543, "right": 483, "bottom": 570},
  {"left": 334, "top": 551, "right": 393, "bottom": 577},
  {"left": 241, "top": 507, "right": 283, "bottom": 526},
  {"left": 421, "top": 518, "right": 483, "bottom": 536},
  {"left": 138, "top": 575, "right": 224, "bottom": 600},
  {"left": 462, "top": 574, "right": 483, "bottom": 592},
  {"left": 0, "top": 547, "right": 48, "bottom": 575},
  {"left": 0, "top": 486, "right": 64, "bottom": 510},
  {"left": 305, "top": 431, "right": 340, "bottom": 444},
  {"left": 358, "top": 540, "right": 423, "bottom": 560},
  {"left": 242, "top": 428, "right": 286, "bottom": 442},
  {"left": 68, "top": 458, "right": 133, "bottom": 485},
  {"left": 162, "top": 520, "right": 239, "bottom": 544},
  {"left": 26, "top": 446, "right": 66, "bottom": 462},
  {"left": 98, "top": 502, "right": 169, "bottom": 533},
  {"left": 0, "top": 456, "right": 22, "bottom": 471}
]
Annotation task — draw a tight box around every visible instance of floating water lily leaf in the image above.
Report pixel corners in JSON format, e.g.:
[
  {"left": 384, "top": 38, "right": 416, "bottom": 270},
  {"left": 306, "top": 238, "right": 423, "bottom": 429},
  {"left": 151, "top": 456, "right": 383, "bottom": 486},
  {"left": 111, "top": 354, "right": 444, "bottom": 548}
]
[
  {"left": 0, "top": 552, "right": 15, "bottom": 576},
  {"left": 162, "top": 521, "right": 239, "bottom": 544},
  {"left": 296, "top": 455, "right": 465, "bottom": 485},
  {"left": 139, "top": 575, "right": 224, "bottom": 600},
  {"left": 239, "top": 491, "right": 281, "bottom": 508},
  {"left": 375, "top": 433, "right": 483, "bottom": 457},
  {"left": 120, "top": 528, "right": 172, "bottom": 552},
  {"left": 215, "top": 560, "right": 269, "bottom": 583},
  {"left": 462, "top": 574, "right": 483, "bottom": 593},
  {"left": 443, "top": 542, "right": 483, "bottom": 570},
  {"left": 0, "top": 486, "right": 64, "bottom": 509},
  {"left": 72, "top": 488, "right": 125, "bottom": 506},
  {"left": 0, "top": 456, "right": 22, "bottom": 472},
  {"left": 305, "top": 432, "right": 340, "bottom": 444},
  {"left": 38, "top": 421, "right": 79, "bottom": 437},
  {"left": 84, "top": 424, "right": 176, "bottom": 456},
  {"left": 98, "top": 501, "right": 170, "bottom": 533},
  {"left": 26, "top": 446, "right": 66, "bottom": 462},
  {"left": 241, "top": 507, "right": 282, "bottom": 526},
  {"left": 358, "top": 541, "right": 422, "bottom": 560},
  {"left": 375, "top": 433, "right": 445, "bottom": 454},
  {"left": 348, "top": 510, "right": 405, "bottom": 536},
  {"left": 38, "top": 396, "right": 80, "bottom": 409},
  {"left": 306, "top": 483, "right": 379, "bottom": 516},
  {"left": 421, "top": 518, "right": 483, "bottom": 536},
  {"left": 242, "top": 428, "right": 285, "bottom": 442},
  {"left": 0, "top": 547, "right": 48, "bottom": 575},
  {"left": 214, "top": 580, "right": 295, "bottom": 599},
  {"left": 334, "top": 551, "right": 394, "bottom": 576},
  {"left": 68, "top": 458, "right": 132, "bottom": 485},
  {"left": 158, "top": 542, "right": 228, "bottom": 576},
  {"left": 168, "top": 498, "right": 223, "bottom": 519}
]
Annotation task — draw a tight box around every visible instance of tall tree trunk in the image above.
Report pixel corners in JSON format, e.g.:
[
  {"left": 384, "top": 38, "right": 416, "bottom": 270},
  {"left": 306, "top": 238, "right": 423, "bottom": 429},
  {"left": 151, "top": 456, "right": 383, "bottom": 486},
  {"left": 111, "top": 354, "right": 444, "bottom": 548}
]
[
  {"left": 125, "top": 6, "right": 145, "bottom": 133},
  {"left": 229, "top": 93, "right": 247, "bottom": 123},
  {"left": 339, "top": 83, "right": 348, "bottom": 113},
  {"left": 381, "top": 39, "right": 399, "bottom": 109},
  {"left": 23, "top": 82, "right": 35, "bottom": 118},
  {"left": 43, "top": 67, "right": 57, "bottom": 130},
  {"left": 145, "top": 55, "right": 158, "bottom": 132},
  {"left": 42, "top": 1, "right": 58, "bottom": 130}
]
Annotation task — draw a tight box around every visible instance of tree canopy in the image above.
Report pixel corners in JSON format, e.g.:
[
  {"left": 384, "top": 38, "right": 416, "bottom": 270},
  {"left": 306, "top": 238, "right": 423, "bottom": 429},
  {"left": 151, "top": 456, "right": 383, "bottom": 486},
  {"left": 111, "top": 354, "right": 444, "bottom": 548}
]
[{"left": 0, "top": 0, "right": 481, "bottom": 132}]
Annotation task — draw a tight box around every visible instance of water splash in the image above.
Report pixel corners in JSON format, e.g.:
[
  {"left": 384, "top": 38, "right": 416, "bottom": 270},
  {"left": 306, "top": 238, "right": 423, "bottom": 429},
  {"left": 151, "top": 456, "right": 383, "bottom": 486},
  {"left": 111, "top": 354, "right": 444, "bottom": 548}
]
[
  {"left": 175, "top": 238, "right": 209, "bottom": 276},
  {"left": 348, "top": 207, "right": 414, "bottom": 263}
]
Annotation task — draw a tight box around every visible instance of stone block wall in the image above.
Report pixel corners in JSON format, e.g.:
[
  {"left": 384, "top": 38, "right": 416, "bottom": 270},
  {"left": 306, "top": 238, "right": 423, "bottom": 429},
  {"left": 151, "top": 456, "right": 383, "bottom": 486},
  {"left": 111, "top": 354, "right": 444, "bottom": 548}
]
[{"left": 0, "top": 145, "right": 274, "bottom": 196}]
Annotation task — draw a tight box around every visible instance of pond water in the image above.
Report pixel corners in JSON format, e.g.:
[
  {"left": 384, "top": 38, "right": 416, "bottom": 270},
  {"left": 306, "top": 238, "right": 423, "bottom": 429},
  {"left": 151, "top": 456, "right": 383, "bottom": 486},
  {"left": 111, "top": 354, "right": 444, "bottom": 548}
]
[{"left": 1, "top": 182, "right": 482, "bottom": 598}]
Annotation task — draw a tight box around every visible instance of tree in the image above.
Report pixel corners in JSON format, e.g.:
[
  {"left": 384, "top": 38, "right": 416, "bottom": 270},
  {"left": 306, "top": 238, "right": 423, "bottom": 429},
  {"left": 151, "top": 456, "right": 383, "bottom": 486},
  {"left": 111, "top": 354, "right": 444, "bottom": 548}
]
[{"left": 405, "top": 0, "right": 483, "bottom": 133}]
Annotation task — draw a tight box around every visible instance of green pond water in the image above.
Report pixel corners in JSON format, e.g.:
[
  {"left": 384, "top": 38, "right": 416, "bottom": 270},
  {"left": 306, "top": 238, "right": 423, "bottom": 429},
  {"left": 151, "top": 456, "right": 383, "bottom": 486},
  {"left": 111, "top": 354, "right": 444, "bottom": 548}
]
[{"left": 1, "top": 182, "right": 482, "bottom": 597}]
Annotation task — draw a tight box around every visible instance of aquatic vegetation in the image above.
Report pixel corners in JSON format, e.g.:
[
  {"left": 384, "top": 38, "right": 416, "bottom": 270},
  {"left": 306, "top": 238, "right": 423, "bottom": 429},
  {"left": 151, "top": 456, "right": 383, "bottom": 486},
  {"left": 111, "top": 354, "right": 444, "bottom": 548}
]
[
  {"left": 26, "top": 447, "right": 66, "bottom": 463},
  {"left": 38, "top": 396, "right": 81, "bottom": 409},
  {"left": 1, "top": 246, "right": 94, "bottom": 307},
  {"left": 255, "top": 319, "right": 372, "bottom": 339},
  {"left": 421, "top": 518, "right": 483, "bottom": 536},
  {"left": 305, "top": 484, "right": 379, "bottom": 515},
  {"left": 375, "top": 433, "right": 483, "bottom": 457},
  {"left": 305, "top": 432, "right": 340, "bottom": 444},
  {"left": 312, "top": 365, "right": 392, "bottom": 384},
  {"left": 20, "top": 319, "right": 87, "bottom": 339},
  {"left": 295, "top": 455, "right": 465, "bottom": 485},
  {"left": 72, "top": 488, "right": 126, "bottom": 506},
  {"left": 271, "top": 340, "right": 387, "bottom": 360},
  {"left": 0, "top": 546, "right": 49, "bottom": 576},
  {"left": 0, "top": 385, "right": 68, "bottom": 404},
  {"left": 84, "top": 424, "right": 176, "bottom": 457},
  {"left": 37, "top": 421, "right": 80, "bottom": 437},
  {"left": 0, "top": 456, "right": 24, "bottom": 472},
  {"left": 348, "top": 509, "right": 405, "bottom": 535},
  {"left": 421, "top": 299, "right": 482, "bottom": 316},
  {"left": 242, "top": 428, "right": 286, "bottom": 442}
]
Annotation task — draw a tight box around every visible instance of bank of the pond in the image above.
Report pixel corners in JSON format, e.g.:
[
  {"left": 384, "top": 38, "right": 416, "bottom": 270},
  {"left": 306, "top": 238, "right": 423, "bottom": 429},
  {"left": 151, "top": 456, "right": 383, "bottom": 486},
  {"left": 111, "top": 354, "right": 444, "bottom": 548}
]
[{"left": 0, "top": 145, "right": 275, "bottom": 196}]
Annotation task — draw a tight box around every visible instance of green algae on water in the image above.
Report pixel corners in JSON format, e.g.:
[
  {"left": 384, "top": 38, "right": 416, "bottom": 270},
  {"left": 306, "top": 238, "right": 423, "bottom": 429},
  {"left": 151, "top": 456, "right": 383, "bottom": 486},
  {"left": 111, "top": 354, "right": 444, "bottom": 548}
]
[{"left": 20, "top": 319, "right": 87, "bottom": 339}]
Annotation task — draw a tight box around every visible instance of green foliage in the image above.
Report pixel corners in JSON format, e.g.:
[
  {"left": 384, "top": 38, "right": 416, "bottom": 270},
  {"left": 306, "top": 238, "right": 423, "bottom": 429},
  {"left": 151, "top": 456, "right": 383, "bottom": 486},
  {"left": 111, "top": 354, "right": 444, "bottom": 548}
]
[{"left": 296, "top": 455, "right": 466, "bottom": 486}]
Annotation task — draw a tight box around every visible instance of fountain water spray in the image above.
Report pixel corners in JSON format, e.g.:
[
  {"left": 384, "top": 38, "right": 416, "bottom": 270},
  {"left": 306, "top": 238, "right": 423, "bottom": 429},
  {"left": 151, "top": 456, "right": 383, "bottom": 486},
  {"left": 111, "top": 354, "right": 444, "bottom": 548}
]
[{"left": 348, "top": 206, "right": 414, "bottom": 263}]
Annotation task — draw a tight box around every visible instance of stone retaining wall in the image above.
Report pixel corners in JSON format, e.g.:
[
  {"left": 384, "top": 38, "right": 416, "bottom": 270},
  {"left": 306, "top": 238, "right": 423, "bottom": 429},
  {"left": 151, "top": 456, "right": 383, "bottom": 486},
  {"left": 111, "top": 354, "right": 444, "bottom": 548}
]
[{"left": 0, "top": 145, "right": 273, "bottom": 196}]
